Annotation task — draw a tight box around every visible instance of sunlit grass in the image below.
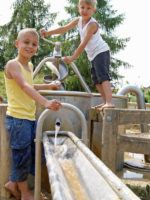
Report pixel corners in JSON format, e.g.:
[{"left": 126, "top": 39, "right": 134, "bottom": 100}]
[
  {"left": 0, "top": 71, "right": 6, "bottom": 99},
  {"left": 127, "top": 184, "right": 150, "bottom": 200}
]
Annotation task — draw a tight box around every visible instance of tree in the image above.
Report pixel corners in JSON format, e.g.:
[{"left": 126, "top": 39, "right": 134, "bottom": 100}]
[
  {"left": 0, "top": 0, "right": 57, "bottom": 70},
  {"left": 144, "top": 89, "right": 150, "bottom": 103},
  {"left": 55, "top": 0, "right": 131, "bottom": 91}
]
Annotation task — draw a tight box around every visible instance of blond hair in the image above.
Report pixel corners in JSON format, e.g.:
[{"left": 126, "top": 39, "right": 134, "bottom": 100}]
[
  {"left": 17, "top": 28, "right": 39, "bottom": 41},
  {"left": 79, "top": 0, "right": 97, "bottom": 9}
]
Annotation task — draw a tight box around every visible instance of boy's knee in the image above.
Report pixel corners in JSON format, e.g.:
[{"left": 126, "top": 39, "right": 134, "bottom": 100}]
[
  {"left": 12, "top": 146, "right": 31, "bottom": 168},
  {"left": 10, "top": 146, "right": 31, "bottom": 182}
]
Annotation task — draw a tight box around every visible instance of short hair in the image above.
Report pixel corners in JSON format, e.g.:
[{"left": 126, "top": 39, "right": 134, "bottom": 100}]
[
  {"left": 17, "top": 28, "right": 39, "bottom": 41},
  {"left": 79, "top": 0, "right": 97, "bottom": 9}
]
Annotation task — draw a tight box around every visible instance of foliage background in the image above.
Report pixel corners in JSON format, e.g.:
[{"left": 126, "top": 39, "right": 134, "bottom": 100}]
[
  {"left": 0, "top": 0, "right": 132, "bottom": 92},
  {"left": 1, "top": 0, "right": 150, "bottom": 102}
]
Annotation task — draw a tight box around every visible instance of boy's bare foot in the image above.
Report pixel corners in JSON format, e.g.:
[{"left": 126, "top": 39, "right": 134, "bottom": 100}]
[
  {"left": 5, "top": 181, "right": 21, "bottom": 200},
  {"left": 92, "top": 103, "right": 105, "bottom": 109},
  {"left": 101, "top": 103, "right": 115, "bottom": 110},
  {"left": 40, "top": 193, "right": 47, "bottom": 200},
  {"left": 21, "top": 190, "right": 34, "bottom": 200}
]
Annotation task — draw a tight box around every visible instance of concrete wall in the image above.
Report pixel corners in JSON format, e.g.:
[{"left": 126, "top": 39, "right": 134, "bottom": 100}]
[{"left": 0, "top": 104, "right": 11, "bottom": 199}]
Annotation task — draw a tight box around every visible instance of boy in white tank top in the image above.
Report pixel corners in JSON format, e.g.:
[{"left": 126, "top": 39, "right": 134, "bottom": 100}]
[{"left": 40, "top": 0, "right": 114, "bottom": 109}]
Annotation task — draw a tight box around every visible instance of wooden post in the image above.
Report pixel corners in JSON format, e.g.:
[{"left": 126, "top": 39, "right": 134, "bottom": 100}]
[
  {"left": 0, "top": 104, "right": 11, "bottom": 199},
  {"left": 101, "top": 109, "right": 122, "bottom": 172},
  {"left": 90, "top": 108, "right": 103, "bottom": 158},
  {"left": 102, "top": 108, "right": 150, "bottom": 172}
]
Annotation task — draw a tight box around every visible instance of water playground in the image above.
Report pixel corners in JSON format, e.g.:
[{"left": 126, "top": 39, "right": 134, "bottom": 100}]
[{"left": 1, "top": 37, "right": 150, "bottom": 200}]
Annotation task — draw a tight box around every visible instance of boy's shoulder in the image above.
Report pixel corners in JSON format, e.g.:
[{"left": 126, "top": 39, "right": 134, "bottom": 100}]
[
  {"left": 6, "top": 59, "right": 18, "bottom": 68},
  {"left": 70, "top": 17, "right": 80, "bottom": 26},
  {"left": 5, "top": 59, "right": 20, "bottom": 78}
]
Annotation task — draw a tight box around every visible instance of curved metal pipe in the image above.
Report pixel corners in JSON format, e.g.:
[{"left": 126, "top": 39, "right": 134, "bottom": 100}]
[
  {"left": 117, "top": 85, "right": 146, "bottom": 109},
  {"left": 69, "top": 62, "right": 91, "bottom": 93},
  {"left": 117, "top": 85, "right": 148, "bottom": 132},
  {"left": 34, "top": 103, "right": 88, "bottom": 200},
  {"left": 33, "top": 57, "right": 58, "bottom": 79},
  {"left": 33, "top": 57, "right": 91, "bottom": 93}
]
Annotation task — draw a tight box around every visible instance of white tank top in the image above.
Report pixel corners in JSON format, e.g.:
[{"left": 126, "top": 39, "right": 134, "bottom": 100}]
[{"left": 78, "top": 17, "right": 109, "bottom": 61}]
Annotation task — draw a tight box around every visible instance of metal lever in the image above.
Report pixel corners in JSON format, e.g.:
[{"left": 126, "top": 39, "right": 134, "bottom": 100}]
[{"left": 42, "top": 37, "right": 62, "bottom": 57}]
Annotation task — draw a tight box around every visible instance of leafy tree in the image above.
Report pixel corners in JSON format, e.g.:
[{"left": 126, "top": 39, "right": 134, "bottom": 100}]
[
  {"left": 0, "top": 0, "right": 57, "bottom": 70},
  {"left": 55, "top": 0, "right": 131, "bottom": 91},
  {"left": 144, "top": 89, "right": 150, "bottom": 103},
  {"left": 0, "top": 0, "right": 132, "bottom": 93}
]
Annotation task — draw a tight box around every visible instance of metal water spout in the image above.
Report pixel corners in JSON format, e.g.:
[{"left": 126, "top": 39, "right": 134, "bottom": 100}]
[
  {"left": 54, "top": 118, "right": 61, "bottom": 147},
  {"left": 55, "top": 117, "right": 61, "bottom": 127},
  {"left": 117, "top": 85, "right": 146, "bottom": 109}
]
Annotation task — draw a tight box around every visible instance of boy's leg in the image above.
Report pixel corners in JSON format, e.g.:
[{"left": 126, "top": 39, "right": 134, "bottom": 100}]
[
  {"left": 5, "top": 116, "right": 21, "bottom": 199},
  {"left": 6, "top": 117, "right": 35, "bottom": 199},
  {"left": 101, "top": 80, "right": 114, "bottom": 108},
  {"left": 94, "top": 83, "right": 106, "bottom": 108},
  {"left": 17, "top": 181, "right": 34, "bottom": 200},
  {"left": 5, "top": 181, "right": 21, "bottom": 200},
  {"left": 91, "top": 51, "right": 113, "bottom": 109}
]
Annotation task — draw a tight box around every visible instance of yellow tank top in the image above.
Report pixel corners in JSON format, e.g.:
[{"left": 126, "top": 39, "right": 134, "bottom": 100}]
[{"left": 5, "top": 61, "right": 36, "bottom": 120}]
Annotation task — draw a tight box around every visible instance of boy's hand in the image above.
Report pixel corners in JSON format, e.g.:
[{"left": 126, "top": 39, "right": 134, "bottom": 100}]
[
  {"left": 48, "top": 81, "right": 60, "bottom": 90},
  {"left": 45, "top": 99, "right": 62, "bottom": 111},
  {"left": 40, "top": 29, "right": 48, "bottom": 37},
  {"left": 64, "top": 56, "right": 73, "bottom": 64}
]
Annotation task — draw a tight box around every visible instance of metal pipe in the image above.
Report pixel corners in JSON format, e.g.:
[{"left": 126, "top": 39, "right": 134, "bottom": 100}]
[
  {"left": 117, "top": 85, "right": 146, "bottom": 109},
  {"left": 34, "top": 103, "right": 88, "bottom": 200},
  {"left": 33, "top": 57, "right": 59, "bottom": 79},
  {"left": 33, "top": 57, "right": 91, "bottom": 93},
  {"left": 41, "top": 37, "right": 62, "bottom": 57},
  {"left": 41, "top": 36, "right": 55, "bottom": 45},
  {"left": 69, "top": 61, "right": 91, "bottom": 93},
  {"left": 36, "top": 36, "right": 90, "bottom": 92},
  {"left": 55, "top": 117, "right": 61, "bottom": 127},
  {"left": 39, "top": 90, "right": 92, "bottom": 97},
  {"left": 117, "top": 85, "right": 148, "bottom": 132},
  {"left": 54, "top": 118, "right": 61, "bottom": 147}
]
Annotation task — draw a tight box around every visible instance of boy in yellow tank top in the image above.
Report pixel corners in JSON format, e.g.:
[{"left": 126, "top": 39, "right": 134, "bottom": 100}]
[{"left": 4, "top": 28, "right": 62, "bottom": 200}]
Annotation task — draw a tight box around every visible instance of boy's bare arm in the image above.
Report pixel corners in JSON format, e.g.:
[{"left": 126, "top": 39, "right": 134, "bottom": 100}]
[
  {"left": 5, "top": 61, "right": 62, "bottom": 110},
  {"left": 34, "top": 81, "right": 60, "bottom": 90},
  {"left": 40, "top": 17, "right": 79, "bottom": 37},
  {"left": 64, "top": 22, "right": 98, "bottom": 63}
]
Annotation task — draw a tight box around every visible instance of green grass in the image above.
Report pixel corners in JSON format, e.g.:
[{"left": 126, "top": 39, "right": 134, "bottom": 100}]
[
  {"left": 127, "top": 184, "right": 150, "bottom": 200},
  {"left": 33, "top": 71, "right": 45, "bottom": 84},
  {"left": 0, "top": 71, "right": 7, "bottom": 99}
]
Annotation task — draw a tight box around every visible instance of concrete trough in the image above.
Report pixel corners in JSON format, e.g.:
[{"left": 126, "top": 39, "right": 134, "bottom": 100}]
[{"left": 42, "top": 131, "right": 140, "bottom": 200}]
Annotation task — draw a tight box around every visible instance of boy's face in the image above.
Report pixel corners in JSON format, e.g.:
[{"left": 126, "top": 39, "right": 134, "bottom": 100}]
[
  {"left": 78, "top": 2, "right": 96, "bottom": 19},
  {"left": 15, "top": 32, "right": 39, "bottom": 59}
]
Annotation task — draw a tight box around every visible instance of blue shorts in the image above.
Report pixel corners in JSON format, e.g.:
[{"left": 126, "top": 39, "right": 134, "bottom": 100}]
[
  {"left": 6, "top": 115, "right": 45, "bottom": 182},
  {"left": 90, "top": 51, "right": 111, "bottom": 85}
]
